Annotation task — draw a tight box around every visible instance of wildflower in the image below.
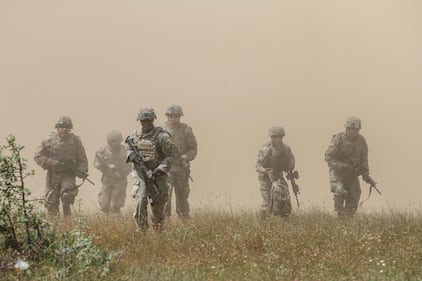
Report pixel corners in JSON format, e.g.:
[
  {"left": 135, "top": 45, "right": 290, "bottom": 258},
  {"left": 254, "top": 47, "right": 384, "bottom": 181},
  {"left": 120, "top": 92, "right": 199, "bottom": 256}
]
[{"left": 14, "top": 260, "right": 30, "bottom": 270}]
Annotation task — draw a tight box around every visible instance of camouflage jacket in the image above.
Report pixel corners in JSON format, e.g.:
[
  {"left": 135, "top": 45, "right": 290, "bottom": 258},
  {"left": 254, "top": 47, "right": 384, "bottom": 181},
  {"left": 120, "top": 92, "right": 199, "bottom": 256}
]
[
  {"left": 255, "top": 142, "right": 295, "bottom": 180},
  {"left": 163, "top": 121, "right": 197, "bottom": 170},
  {"left": 126, "top": 126, "right": 175, "bottom": 174},
  {"left": 34, "top": 132, "right": 88, "bottom": 175},
  {"left": 94, "top": 144, "right": 131, "bottom": 179},
  {"left": 325, "top": 132, "right": 369, "bottom": 177}
]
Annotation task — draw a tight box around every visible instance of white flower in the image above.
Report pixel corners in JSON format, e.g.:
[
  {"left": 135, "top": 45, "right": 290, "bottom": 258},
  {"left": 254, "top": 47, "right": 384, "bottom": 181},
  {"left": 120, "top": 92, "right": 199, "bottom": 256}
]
[{"left": 14, "top": 260, "right": 30, "bottom": 270}]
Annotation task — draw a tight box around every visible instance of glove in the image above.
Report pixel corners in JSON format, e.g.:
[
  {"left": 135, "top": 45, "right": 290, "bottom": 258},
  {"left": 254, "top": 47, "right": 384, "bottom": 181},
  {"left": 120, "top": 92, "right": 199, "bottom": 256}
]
[
  {"left": 75, "top": 170, "right": 88, "bottom": 179},
  {"left": 128, "top": 152, "right": 141, "bottom": 164},
  {"left": 264, "top": 168, "right": 272, "bottom": 174},
  {"left": 362, "top": 174, "right": 376, "bottom": 186},
  {"left": 152, "top": 167, "right": 165, "bottom": 177}
]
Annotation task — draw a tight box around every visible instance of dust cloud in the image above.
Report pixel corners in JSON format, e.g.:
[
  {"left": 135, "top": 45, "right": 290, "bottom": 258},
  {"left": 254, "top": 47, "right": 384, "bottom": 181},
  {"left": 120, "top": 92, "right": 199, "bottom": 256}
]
[{"left": 1, "top": 1, "right": 422, "bottom": 214}]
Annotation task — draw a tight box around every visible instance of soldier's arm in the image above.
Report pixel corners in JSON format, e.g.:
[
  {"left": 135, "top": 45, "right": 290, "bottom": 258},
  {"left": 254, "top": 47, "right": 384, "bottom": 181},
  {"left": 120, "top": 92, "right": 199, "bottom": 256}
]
[
  {"left": 118, "top": 145, "right": 133, "bottom": 175},
  {"left": 93, "top": 148, "right": 109, "bottom": 174},
  {"left": 75, "top": 136, "right": 89, "bottom": 174},
  {"left": 157, "top": 132, "right": 175, "bottom": 174},
  {"left": 255, "top": 145, "right": 271, "bottom": 174},
  {"left": 125, "top": 132, "right": 138, "bottom": 163},
  {"left": 283, "top": 144, "right": 295, "bottom": 172},
  {"left": 183, "top": 126, "right": 198, "bottom": 161},
  {"left": 325, "top": 134, "right": 342, "bottom": 168},
  {"left": 359, "top": 136, "right": 370, "bottom": 176},
  {"left": 34, "top": 139, "right": 56, "bottom": 170}
]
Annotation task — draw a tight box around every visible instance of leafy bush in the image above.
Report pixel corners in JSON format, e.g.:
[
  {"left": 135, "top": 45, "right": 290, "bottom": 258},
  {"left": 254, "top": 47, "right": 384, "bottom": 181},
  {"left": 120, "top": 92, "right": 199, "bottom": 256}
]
[
  {"left": 0, "top": 135, "right": 51, "bottom": 260},
  {"left": 0, "top": 135, "right": 114, "bottom": 280}
]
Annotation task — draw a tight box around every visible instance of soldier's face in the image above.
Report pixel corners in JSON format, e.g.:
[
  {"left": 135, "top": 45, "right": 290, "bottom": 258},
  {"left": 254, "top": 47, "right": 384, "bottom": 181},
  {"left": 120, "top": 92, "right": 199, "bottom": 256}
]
[
  {"left": 166, "top": 114, "right": 181, "bottom": 126},
  {"left": 57, "top": 125, "right": 71, "bottom": 140},
  {"left": 271, "top": 135, "right": 283, "bottom": 147},
  {"left": 140, "top": 119, "right": 154, "bottom": 131},
  {"left": 346, "top": 127, "right": 360, "bottom": 140}
]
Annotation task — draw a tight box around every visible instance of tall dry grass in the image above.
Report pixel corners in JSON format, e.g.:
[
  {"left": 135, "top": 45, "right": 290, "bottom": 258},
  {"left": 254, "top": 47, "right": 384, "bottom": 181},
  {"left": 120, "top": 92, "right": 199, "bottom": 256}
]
[{"left": 75, "top": 208, "right": 422, "bottom": 281}]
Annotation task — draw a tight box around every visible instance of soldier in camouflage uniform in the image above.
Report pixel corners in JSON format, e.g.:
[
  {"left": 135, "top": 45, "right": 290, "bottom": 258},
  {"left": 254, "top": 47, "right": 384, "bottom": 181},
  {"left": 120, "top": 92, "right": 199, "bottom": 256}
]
[
  {"left": 34, "top": 116, "right": 89, "bottom": 219},
  {"left": 163, "top": 104, "right": 197, "bottom": 219},
  {"left": 94, "top": 130, "right": 132, "bottom": 215},
  {"left": 126, "top": 107, "right": 175, "bottom": 231},
  {"left": 256, "top": 126, "right": 295, "bottom": 219},
  {"left": 325, "top": 116, "right": 376, "bottom": 217}
]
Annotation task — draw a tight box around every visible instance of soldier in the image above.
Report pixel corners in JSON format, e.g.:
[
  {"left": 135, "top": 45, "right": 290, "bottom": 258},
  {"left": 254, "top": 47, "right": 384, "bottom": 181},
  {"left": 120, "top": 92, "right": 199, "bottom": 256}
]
[
  {"left": 325, "top": 116, "right": 376, "bottom": 217},
  {"left": 126, "top": 107, "right": 175, "bottom": 231},
  {"left": 256, "top": 126, "right": 296, "bottom": 219},
  {"left": 163, "top": 104, "right": 197, "bottom": 219},
  {"left": 94, "top": 130, "right": 132, "bottom": 215},
  {"left": 34, "top": 115, "right": 89, "bottom": 219}
]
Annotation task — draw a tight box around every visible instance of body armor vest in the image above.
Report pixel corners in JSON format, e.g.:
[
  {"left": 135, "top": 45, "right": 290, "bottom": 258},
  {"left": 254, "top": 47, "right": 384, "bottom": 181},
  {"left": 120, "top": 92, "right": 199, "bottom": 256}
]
[
  {"left": 49, "top": 135, "right": 78, "bottom": 163},
  {"left": 136, "top": 138, "right": 157, "bottom": 162}
]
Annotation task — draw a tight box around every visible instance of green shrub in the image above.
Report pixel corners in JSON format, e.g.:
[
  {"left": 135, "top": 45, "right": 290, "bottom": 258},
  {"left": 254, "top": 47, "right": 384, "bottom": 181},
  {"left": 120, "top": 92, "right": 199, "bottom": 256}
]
[
  {"left": 0, "top": 135, "right": 114, "bottom": 280},
  {"left": 0, "top": 135, "right": 51, "bottom": 260}
]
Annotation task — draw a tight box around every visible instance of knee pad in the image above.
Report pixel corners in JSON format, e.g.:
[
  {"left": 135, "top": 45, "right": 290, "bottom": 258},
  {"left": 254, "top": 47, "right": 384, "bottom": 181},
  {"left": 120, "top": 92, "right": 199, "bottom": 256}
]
[{"left": 61, "top": 192, "right": 75, "bottom": 205}]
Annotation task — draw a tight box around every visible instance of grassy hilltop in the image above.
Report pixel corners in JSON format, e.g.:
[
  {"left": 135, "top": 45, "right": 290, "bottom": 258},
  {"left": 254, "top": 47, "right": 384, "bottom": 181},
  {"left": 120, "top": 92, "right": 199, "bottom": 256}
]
[{"left": 3, "top": 208, "right": 421, "bottom": 281}]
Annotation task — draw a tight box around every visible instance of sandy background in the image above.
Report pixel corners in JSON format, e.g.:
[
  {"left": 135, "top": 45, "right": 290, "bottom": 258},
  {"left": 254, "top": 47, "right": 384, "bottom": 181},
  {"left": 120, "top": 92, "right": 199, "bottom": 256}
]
[{"left": 1, "top": 1, "right": 422, "bottom": 214}]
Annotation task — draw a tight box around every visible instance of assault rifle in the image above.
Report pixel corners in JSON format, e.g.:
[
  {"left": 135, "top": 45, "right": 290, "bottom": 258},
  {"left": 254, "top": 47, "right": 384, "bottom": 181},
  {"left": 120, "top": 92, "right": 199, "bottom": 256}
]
[
  {"left": 359, "top": 174, "right": 381, "bottom": 207},
  {"left": 342, "top": 151, "right": 381, "bottom": 206},
  {"left": 362, "top": 174, "right": 381, "bottom": 194},
  {"left": 125, "top": 136, "right": 159, "bottom": 205},
  {"left": 286, "top": 170, "right": 300, "bottom": 207}
]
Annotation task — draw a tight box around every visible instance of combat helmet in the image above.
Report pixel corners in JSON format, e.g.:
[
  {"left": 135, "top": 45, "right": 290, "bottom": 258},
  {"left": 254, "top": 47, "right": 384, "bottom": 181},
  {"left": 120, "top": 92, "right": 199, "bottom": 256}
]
[
  {"left": 344, "top": 116, "right": 361, "bottom": 129},
  {"left": 55, "top": 115, "right": 73, "bottom": 129},
  {"left": 106, "top": 130, "right": 123, "bottom": 145},
  {"left": 268, "top": 126, "right": 285, "bottom": 137},
  {"left": 137, "top": 107, "right": 157, "bottom": 121},
  {"left": 165, "top": 104, "right": 184, "bottom": 116}
]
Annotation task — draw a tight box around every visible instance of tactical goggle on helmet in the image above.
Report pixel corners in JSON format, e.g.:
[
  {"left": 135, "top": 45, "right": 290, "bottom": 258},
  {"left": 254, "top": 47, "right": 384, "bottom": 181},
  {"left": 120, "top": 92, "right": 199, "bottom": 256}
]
[
  {"left": 344, "top": 116, "right": 361, "bottom": 129},
  {"left": 268, "top": 126, "right": 286, "bottom": 137},
  {"left": 55, "top": 116, "right": 73, "bottom": 129},
  {"left": 137, "top": 107, "right": 157, "bottom": 121},
  {"left": 165, "top": 104, "right": 184, "bottom": 116}
]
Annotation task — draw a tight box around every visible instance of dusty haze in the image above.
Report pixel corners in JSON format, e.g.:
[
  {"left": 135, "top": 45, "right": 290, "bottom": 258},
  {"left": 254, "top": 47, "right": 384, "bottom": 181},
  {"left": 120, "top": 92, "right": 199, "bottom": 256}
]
[{"left": 1, "top": 1, "right": 422, "bottom": 213}]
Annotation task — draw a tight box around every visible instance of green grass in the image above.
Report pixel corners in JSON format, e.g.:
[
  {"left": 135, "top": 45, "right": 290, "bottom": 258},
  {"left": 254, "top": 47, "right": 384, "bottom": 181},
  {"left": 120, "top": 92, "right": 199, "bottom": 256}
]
[{"left": 3, "top": 208, "right": 422, "bottom": 281}]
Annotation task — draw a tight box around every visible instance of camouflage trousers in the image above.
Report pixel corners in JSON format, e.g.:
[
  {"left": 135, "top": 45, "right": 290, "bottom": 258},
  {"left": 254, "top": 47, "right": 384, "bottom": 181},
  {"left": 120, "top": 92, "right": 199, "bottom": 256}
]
[
  {"left": 98, "top": 175, "right": 128, "bottom": 214},
  {"left": 131, "top": 169, "right": 169, "bottom": 231},
  {"left": 45, "top": 171, "right": 78, "bottom": 218},
  {"left": 329, "top": 170, "right": 361, "bottom": 217},
  {"left": 164, "top": 169, "right": 190, "bottom": 219},
  {"left": 258, "top": 174, "right": 291, "bottom": 218}
]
